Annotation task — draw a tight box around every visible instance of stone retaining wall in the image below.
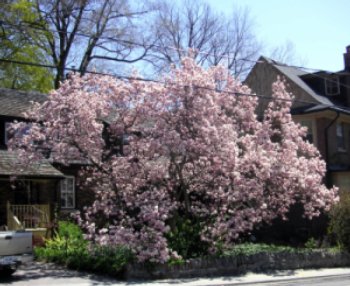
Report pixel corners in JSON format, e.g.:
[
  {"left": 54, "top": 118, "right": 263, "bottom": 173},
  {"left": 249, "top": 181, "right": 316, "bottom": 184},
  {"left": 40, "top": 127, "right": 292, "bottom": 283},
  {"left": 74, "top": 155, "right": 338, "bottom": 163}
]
[{"left": 125, "top": 250, "right": 350, "bottom": 280}]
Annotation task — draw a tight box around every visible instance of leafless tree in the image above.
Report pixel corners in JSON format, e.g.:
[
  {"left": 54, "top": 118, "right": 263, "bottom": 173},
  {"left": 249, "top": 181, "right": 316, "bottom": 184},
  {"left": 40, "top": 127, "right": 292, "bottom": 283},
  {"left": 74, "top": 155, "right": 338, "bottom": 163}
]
[
  {"left": 8, "top": 0, "right": 152, "bottom": 88},
  {"left": 146, "top": 0, "right": 261, "bottom": 78},
  {"left": 269, "top": 41, "right": 306, "bottom": 66}
]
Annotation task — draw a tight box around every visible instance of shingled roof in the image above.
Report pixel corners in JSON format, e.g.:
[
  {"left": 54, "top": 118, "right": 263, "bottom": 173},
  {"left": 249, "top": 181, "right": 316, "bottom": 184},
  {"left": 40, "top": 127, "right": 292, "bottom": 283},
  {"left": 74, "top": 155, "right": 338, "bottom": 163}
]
[
  {"left": 0, "top": 88, "right": 47, "bottom": 118},
  {"left": 0, "top": 150, "right": 63, "bottom": 178},
  {"left": 259, "top": 57, "right": 334, "bottom": 106},
  {"left": 0, "top": 88, "right": 88, "bottom": 176}
]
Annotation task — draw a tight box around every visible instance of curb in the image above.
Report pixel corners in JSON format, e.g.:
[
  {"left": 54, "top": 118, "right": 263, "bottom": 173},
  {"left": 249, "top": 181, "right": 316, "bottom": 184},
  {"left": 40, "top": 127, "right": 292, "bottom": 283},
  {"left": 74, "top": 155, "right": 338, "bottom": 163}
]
[
  {"left": 141, "top": 268, "right": 350, "bottom": 286},
  {"left": 224, "top": 273, "right": 350, "bottom": 285}
]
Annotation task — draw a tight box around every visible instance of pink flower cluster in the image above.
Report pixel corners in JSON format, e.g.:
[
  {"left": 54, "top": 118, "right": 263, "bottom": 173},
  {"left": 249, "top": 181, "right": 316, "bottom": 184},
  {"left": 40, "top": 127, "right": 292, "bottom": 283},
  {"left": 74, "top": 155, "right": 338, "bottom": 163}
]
[{"left": 9, "top": 58, "right": 338, "bottom": 263}]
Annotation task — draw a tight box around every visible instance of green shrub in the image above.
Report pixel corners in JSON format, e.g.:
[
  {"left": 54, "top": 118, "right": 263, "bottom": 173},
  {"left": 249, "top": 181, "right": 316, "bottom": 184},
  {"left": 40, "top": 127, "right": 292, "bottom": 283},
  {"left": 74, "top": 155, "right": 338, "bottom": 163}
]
[
  {"left": 222, "top": 243, "right": 297, "bottom": 257},
  {"left": 35, "top": 221, "right": 87, "bottom": 264},
  {"left": 329, "top": 193, "right": 350, "bottom": 251},
  {"left": 57, "top": 221, "right": 84, "bottom": 240},
  {"left": 167, "top": 257, "right": 186, "bottom": 266},
  {"left": 89, "top": 245, "right": 134, "bottom": 274},
  {"left": 34, "top": 221, "right": 134, "bottom": 277},
  {"left": 166, "top": 216, "right": 209, "bottom": 259},
  {"left": 304, "top": 237, "right": 318, "bottom": 249}
]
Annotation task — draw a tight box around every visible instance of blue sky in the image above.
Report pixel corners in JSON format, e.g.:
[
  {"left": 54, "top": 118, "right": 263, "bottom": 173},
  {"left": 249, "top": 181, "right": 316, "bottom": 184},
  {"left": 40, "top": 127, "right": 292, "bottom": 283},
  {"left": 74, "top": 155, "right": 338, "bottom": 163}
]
[{"left": 205, "top": 0, "right": 350, "bottom": 72}]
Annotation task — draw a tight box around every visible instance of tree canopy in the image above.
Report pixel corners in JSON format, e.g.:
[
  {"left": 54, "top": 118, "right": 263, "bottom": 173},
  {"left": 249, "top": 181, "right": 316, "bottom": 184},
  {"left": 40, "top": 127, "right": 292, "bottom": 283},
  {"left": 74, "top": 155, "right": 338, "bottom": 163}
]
[
  {"left": 9, "top": 58, "right": 338, "bottom": 263},
  {"left": 1, "top": 0, "right": 151, "bottom": 89},
  {"left": 0, "top": 0, "right": 54, "bottom": 92},
  {"left": 2, "top": 0, "right": 264, "bottom": 90}
]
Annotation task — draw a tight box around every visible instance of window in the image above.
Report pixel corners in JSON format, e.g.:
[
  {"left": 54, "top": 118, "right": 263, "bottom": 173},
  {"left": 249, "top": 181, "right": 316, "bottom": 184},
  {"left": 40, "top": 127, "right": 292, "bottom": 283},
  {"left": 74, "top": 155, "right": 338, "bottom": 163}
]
[
  {"left": 112, "top": 133, "right": 130, "bottom": 156},
  {"left": 300, "top": 120, "right": 313, "bottom": 144},
  {"left": 325, "top": 76, "right": 340, "bottom": 96},
  {"left": 60, "top": 176, "right": 75, "bottom": 208},
  {"left": 4, "top": 122, "right": 11, "bottom": 145},
  {"left": 336, "top": 123, "right": 346, "bottom": 151}
]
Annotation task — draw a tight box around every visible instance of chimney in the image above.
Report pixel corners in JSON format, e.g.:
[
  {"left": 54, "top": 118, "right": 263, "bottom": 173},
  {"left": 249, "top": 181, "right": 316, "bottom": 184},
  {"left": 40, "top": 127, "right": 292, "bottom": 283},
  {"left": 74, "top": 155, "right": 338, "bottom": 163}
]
[{"left": 344, "top": 45, "right": 350, "bottom": 71}]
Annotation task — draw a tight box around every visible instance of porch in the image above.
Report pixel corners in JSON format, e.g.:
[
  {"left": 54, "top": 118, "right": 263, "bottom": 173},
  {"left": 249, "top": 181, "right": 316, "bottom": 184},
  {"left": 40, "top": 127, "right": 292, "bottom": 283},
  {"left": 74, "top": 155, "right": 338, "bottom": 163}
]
[{"left": 6, "top": 201, "right": 53, "bottom": 243}]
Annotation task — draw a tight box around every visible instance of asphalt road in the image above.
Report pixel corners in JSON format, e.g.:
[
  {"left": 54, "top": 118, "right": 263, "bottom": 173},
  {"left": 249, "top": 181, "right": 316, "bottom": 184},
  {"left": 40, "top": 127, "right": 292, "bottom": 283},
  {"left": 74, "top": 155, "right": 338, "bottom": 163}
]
[
  {"left": 0, "top": 262, "right": 116, "bottom": 285},
  {"left": 240, "top": 275, "right": 350, "bottom": 286},
  {"left": 2, "top": 262, "right": 350, "bottom": 286}
]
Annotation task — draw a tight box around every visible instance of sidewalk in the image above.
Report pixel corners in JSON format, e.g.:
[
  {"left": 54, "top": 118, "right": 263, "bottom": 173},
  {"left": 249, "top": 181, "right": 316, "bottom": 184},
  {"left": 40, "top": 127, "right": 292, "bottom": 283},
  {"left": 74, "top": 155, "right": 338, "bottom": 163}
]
[
  {"left": 135, "top": 268, "right": 350, "bottom": 285},
  {"left": 11, "top": 262, "right": 350, "bottom": 286}
]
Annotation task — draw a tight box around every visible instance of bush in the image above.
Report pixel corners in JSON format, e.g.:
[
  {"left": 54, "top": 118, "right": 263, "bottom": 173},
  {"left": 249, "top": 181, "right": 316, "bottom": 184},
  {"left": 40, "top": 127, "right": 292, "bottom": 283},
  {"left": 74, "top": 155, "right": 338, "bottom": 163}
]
[
  {"left": 329, "top": 193, "right": 350, "bottom": 251},
  {"left": 222, "top": 243, "right": 297, "bottom": 257},
  {"left": 57, "top": 220, "right": 84, "bottom": 240},
  {"left": 34, "top": 221, "right": 134, "bottom": 277},
  {"left": 166, "top": 216, "right": 209, "bottom": 259},
  {"left": 35, "top": 221, "right": 87, "bottom": 265},
  {"left": 304, "top": 237, "right": 318, "bottom": 249}
]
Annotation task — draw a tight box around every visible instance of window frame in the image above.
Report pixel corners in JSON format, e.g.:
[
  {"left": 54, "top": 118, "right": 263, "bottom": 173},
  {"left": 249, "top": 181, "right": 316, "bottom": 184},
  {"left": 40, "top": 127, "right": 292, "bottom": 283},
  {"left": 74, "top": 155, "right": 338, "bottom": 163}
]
[
  {"left": 4, "top": 122, "right": 11, "bottom": 145},
  {"left": 60, "top": 176, "right": 76, "bottom": 209},
  {"left": 324, "top": 76, "right": 340, "bottom": 96},
  {"left": 336, "top": 122, "right": 346, "bottom": 151}
]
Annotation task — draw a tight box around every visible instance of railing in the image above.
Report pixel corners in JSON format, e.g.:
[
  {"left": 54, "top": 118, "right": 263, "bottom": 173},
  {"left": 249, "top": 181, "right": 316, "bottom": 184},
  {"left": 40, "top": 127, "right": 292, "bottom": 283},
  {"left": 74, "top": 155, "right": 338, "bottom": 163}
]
[
  {"left": 6, "top": 202, "right": 23, "bottom": 230},
  {"left": 7, "top": 202, "right": 50, "bottom": 230}
]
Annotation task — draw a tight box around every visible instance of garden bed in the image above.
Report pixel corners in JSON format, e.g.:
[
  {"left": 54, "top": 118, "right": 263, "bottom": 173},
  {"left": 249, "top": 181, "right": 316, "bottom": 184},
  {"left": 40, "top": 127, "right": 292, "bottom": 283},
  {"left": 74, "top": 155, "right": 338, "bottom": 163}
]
[{"left": 34, "top": 222, "right": 350, "bottom": 280}]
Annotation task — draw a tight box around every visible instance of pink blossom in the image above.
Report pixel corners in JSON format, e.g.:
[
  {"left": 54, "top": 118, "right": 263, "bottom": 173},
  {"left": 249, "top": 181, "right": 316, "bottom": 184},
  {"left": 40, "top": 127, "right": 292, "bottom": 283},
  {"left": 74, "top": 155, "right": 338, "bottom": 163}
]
[{"left": 9, "top": 59, "right": 338, "bottom": 263}]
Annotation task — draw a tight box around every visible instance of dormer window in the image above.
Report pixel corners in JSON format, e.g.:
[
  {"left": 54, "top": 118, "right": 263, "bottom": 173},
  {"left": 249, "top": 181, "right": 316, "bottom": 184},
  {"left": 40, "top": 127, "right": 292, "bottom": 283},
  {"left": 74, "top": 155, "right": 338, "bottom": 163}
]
[{"left": 325, "top": 76, "right": 340, "bottom": 96}]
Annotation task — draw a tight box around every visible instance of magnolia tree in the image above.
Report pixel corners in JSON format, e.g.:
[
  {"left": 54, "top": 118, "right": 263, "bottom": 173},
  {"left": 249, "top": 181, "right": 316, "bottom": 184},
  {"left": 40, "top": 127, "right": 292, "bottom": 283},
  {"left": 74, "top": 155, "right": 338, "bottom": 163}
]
[{"left": 9, "top": 58, "right": 338, "bottom": 263}]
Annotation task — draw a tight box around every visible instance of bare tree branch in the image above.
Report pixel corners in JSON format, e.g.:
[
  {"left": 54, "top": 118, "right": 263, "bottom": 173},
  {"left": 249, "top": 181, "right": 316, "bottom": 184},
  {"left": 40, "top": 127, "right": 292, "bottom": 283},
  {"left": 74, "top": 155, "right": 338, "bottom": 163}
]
[
  {"left": 269, "top": 40, "right": 306, "bottom": 66},
  {"left": 147, "top": 0, "right": 261, "bottom": 79},
  {"left": 6, "top": 0, "right": 152, "bottom": 88}
]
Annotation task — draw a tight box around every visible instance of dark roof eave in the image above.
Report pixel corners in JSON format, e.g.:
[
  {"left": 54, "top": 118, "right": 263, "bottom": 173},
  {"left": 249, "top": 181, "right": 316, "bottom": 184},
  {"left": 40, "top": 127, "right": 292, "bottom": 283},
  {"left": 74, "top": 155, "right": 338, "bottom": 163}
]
[
  {"left": 291, "top": 105, "right": 350, "bottom": 116},
  {"left": 0, "top": 174, "right": 65, "bottom": 179},
  {"left": 327, "top": 165, "right": 350, "bottom": 172}
]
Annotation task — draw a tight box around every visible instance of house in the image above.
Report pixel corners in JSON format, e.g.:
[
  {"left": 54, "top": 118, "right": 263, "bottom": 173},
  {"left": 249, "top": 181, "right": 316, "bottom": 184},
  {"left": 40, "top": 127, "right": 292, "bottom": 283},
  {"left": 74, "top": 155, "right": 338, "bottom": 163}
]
[
  {"left": 245, "top": 46, "right": 350, "bottom": 194},
  {"left": 0, "top": 88, "right": 90, "bottom": 238}
]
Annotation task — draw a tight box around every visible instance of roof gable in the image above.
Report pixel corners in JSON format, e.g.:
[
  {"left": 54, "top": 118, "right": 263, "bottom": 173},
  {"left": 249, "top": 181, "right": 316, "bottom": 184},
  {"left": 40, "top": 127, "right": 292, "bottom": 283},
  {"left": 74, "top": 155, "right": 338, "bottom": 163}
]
[{"left": 259, "top": 57, "right": 333, "bottom": 106}]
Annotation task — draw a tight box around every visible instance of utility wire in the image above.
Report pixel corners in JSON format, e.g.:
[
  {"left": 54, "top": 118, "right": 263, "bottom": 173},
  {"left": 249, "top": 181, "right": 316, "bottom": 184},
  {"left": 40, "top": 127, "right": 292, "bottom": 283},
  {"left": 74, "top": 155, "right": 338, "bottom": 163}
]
[
  {"left": 2, "top": 19, "right": 350, "bottom": 102},
  {"left": 2, "top": 19, "right": 248, "bottom": 61},
  {"left": 0, "top": 57, "right": 335, "bottom": 107},
  {"left": 2, "top": 19, "right": 350, "bottom": 91},
  {"left": 0, "top": 19, "right": 336, "bottom": 71}
]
